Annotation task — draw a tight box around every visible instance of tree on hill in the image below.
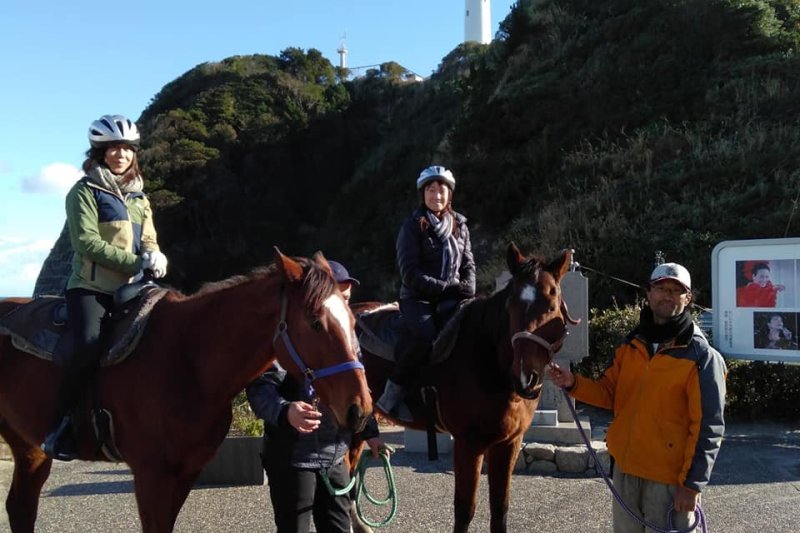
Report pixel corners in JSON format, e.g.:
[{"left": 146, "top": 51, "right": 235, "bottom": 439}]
[{"left": 133, "top": 1, "right": 800, "bottom": 307}]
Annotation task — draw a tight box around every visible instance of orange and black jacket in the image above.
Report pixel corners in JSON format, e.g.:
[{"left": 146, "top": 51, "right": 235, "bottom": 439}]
[{"left": 570, "top": 324, "right": 726, "bottom": 492}]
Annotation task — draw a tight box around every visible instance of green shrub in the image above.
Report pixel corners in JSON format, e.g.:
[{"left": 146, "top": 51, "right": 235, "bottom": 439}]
[
  {"left": 576, "top": 302, "right": 641, "bottom": 379},
  {"left": 725, "top": 360, "right": 800, "bottom": 421},
  {"left": 230, "top": 391, "right": 264, "bottom": 437}
]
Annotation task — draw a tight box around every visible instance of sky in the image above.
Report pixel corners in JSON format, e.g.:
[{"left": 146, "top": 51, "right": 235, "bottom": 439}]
[{"left": 0, "top": 0, "right": 517, "bottom": 297}]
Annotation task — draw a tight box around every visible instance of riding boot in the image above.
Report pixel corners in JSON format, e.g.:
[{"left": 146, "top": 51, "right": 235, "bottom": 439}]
[
  {"left": 375, "top": 380, "right": 413, "bottom": 422},
  {"left": 41, "top": 364, "right": 85, "bottom": 461},
  {"left": 41, "top": 415, "right": 77, "bottom": 461}
]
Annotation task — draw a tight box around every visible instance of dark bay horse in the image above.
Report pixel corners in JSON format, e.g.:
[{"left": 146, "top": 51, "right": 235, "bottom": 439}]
[
  {"left": 0, "top": 249, "right": 372, "bottom": 532},
  {"left": 353, "top": 244, "right": 579, "bottom": 533}
]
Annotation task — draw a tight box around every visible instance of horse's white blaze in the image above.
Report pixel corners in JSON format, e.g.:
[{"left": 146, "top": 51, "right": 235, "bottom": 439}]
[
  {"left": 323, "top": 294, "right": 356, "bottom": 355},
  {"left": 520, "top": 285, "right": 537, "bottom": 303}
]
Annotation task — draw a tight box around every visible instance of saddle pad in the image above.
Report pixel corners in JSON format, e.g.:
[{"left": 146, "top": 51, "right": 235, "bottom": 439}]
[
  {"left": 0, "top": 296, "right": 64, "bottom": 357},
  {"left": 0, "top": 288, "right": 169, "bottom": 367},
  {"left": 356, "top": 303, "right": 401, "bottom": 361}
]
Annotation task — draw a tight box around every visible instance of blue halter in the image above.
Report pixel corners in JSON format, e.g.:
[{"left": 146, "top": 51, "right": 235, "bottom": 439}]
[{"left": 273, "top": 283, "right": 364, "bottom": 398}]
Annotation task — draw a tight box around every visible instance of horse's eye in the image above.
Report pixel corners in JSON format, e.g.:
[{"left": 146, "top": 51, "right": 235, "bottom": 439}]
[{"left": 310, "top": 319, "right": 323, "bottom": 331}]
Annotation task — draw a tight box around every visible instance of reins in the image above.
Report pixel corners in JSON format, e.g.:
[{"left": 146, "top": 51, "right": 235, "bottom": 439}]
[
  {"left": 319, "top": 445, "right": 398, "bottom": 528},
  {"left": 561, "top": 387, "right": 708, "bottom": 533},
  {"left": 273, "top": 283, "right": 364, "bottom": 398}
]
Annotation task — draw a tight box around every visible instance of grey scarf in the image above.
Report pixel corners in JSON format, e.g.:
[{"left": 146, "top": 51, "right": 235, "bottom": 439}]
[
  {"left": 86, "top": 163, "right": 143, "bottom": 199},
  {"left": 425, "top": 210, "right": 462, "bottom": 282}
]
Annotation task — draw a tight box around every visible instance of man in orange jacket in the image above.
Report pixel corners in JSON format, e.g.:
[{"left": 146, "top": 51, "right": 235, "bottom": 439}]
[{"left": 550, "top": 262, "right": 726, "bottom": 533}]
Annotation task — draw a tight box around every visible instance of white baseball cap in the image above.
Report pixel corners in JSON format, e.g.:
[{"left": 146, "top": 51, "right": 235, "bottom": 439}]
[{"left": 650, "top": 262, "right": 691, "bottom": 291}]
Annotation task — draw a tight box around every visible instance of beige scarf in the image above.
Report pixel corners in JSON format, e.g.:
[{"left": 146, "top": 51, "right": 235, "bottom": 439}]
[{"left": 86, "top": 163, "right": 143, "bottom": 198}]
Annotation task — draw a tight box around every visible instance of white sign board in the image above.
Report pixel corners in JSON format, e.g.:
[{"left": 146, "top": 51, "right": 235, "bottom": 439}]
[{"left": 712, "top": 238, "right": 800, "bottom": 362}]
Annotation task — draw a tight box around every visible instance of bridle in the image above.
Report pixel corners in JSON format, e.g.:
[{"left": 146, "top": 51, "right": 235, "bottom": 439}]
[
  {"left": 508, "top": 289, "right": 573, "bottom": 396},
  {"left": 273, "top": 283, "right": 364, "bottom": 398},
  {"left": 510, "top": 325, "right": 567, "bottom": 360}
]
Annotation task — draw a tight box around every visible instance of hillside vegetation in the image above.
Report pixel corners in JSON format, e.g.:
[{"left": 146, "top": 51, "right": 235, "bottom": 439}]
[{"left": 136, "top": 0, "right": 800, "bottom": 308}]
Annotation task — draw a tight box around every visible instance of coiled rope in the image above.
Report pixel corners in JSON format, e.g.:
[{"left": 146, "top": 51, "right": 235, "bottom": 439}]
[{"left": 320, "top": 445, "right": 398, "bottom": 528}]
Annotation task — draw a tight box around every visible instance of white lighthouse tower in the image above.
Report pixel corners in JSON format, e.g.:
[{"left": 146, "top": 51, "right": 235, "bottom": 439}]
[
  {"left": 337, "top": 36, "right": 348, "bottom": 69},
  {"left": 464, "top": 0, "right": 491, "bottom": 44}
]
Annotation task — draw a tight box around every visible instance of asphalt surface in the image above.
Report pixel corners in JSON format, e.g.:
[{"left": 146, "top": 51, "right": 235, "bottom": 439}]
[{"left": 1, "top": 409, "right": 799, "bottom": 532}]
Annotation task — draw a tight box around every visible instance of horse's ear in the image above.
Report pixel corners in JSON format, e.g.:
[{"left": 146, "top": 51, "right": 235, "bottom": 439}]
[
  {"left": 547, "top": 249, "right": 573, "bottom": 282},
  {"left": 274, "top": 246, "right": 304, "bottom": 283},
  {"left": 312, "top": 250, "right": 333, "bottom": 275},
  {"left": 506, "top": 242, "right": 526, "bottom": 275}
]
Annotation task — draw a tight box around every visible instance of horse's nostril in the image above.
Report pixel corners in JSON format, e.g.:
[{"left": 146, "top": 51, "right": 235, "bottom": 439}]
[{"left": 347, "top": 403, "right": 367, "bottom": 432}]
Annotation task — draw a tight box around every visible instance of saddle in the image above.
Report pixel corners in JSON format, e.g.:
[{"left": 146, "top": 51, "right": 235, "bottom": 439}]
[
  {"left": 0, "top": 285, "right": 168, "bottom": 367},
  {"left": 355, "top": 299, "right": 471, "bottom": 365},
  {"left": 356, "top": 300, "right": 473, "bottom": 461}
]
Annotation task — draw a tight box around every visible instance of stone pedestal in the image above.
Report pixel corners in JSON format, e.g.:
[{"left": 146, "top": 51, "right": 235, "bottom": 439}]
[
  {"left": 404, "top": 429, "right": 453, "bottom": 454},
  {"left": 524, "top": 417, "right": 592, "bottom": 445}
]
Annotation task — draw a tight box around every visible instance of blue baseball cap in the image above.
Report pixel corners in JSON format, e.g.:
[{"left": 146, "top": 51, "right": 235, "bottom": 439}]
[{"left": 328, "top": 260, "right": 360, "bottom": 286}]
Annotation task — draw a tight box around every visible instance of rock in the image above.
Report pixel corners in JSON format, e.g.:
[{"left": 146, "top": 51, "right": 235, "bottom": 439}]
[
  {"left": 554, "top": 446, "right": 589, "bottom": 473},
  {"left": 528, "top": 460, "right": 558, "bottom": 473},
  {"left": 524, "top": 442, "right": 556, "bottom": 462}
]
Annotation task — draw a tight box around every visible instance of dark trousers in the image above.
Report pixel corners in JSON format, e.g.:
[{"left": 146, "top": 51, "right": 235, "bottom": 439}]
[
  {"left": 263, "top": 456, "right": 351, "bottom": 533},
  {"left": 51, "top": 288, "right": 113, "bottom": 425},
  {"left": 392, "top": 299, "right": 438, "bottom": 386}
]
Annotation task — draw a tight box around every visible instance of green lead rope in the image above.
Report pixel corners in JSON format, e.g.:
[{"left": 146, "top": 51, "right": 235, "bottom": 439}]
[{"left": 320, "top": 445, "right": 398, "bottom": 528}]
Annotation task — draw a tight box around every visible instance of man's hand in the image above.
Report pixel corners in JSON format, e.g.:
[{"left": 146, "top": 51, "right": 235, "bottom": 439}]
[
  {"left": 548, "top": 362, "right": 576, "bottom": 389},
  {"left": 286, "top": 401, "right": 322, "bottom": 434},
  {"left": 673, "top": 485, "right": 700, "bottom": 513},
  {"left": 365, "top": 437, "right": 389, "bottom": 459}
]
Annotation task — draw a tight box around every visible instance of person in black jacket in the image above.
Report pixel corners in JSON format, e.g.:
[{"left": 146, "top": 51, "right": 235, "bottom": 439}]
[
  {"left": 375, "top": 165, "right": 476, "bottom": 420},
  {"left": 246, "top": 261, "right": 383, "bottom": 533}
]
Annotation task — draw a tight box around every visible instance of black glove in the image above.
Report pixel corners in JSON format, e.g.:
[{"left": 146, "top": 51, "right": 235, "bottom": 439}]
[
  {"left": 441, "top": 284, "right": 461, "bottom": 300},
  {"left": 458, "top": 282, "right": 475, "bottom": 299}
]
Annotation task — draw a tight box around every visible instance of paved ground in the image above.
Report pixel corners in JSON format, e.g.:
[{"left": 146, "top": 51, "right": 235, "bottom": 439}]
[{"left": 1, "top": 411, "right": 799, "bottom": 532}]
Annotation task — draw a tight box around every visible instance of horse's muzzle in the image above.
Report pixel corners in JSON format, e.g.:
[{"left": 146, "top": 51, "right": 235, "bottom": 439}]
[
  {"left": 347, "top": 403, "right": 369, "bottom": 433},
  {"left": 514, "top": 376, "right": 543, "bottom": 400}
]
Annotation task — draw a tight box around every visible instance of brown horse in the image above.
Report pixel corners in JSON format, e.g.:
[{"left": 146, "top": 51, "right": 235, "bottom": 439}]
[
  {"left": 0, "top": 249, "right": 372, "bottom": 532},
  {"left": 353, "top": 244, "right": 579, "bottom": 533}
]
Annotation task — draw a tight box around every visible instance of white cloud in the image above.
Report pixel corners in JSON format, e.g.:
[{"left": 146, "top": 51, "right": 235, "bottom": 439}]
[
  {"left": 0, "top": 160, "right": 10, "bottom": 174},
  {"left": 0, "top": 236, "right": 56, "bottom": 297},
  {"left": 21, "top": 162, "right": 82, "bottom": 195}
]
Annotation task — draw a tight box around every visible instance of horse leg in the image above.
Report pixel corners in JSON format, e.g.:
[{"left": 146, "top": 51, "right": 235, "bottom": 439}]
[
  {"left": 132, "top": 467, "right": 187, "bottom": 533},
  {"left": 169, "top": 471, "right": 200, "bottom": 527},
  {"left": 2, "top": 428, "right": 52, "bottom": 533},
  {"left": 452, "top": 438, "right": 484, "bottom": 533},
  {"left": 485, "top": 438, "right": 522, "bottom": 533},
  {"left": 346, "top": 439, "right": 373, "bottom": 533}
]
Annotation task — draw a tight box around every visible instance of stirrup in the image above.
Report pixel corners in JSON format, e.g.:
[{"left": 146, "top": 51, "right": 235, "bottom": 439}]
[{"left": 41, "top": 417, "right": 77, "bottom": 461}]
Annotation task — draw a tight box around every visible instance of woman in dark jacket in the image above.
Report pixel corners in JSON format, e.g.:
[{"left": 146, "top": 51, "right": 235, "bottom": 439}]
[{"left": 375, "top": 165, "right": 475, "bottom": 419}]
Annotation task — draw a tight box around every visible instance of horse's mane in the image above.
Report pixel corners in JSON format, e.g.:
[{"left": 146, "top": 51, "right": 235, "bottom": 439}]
[
  {"left": 458, "top": 254, "right": 544, "bottom": 345},
  {"left": 459, "top": 283, "right": 512, "bottom": 345},
  {"left": 189, "top": 259, "right": 336, "bottom": 315}
]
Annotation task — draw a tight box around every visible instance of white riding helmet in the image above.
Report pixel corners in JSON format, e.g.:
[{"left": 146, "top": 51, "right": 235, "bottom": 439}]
[
  {"left": 416, "top": 165, "right": 456, "bottom": 191},
  {"left": 88, "top": 115, "right": 140, "bottom": 149}
]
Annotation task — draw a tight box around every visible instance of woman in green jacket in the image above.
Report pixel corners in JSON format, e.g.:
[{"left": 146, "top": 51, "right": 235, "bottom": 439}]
[{"left": 41, "top": 115, "right": 168, "bottom": 460}]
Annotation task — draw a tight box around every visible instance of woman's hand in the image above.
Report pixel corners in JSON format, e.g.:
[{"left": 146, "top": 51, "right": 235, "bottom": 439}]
[{"left": 286, "top": 401, "right": 322, "bottom": 434}]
